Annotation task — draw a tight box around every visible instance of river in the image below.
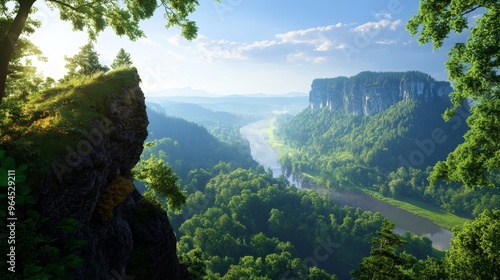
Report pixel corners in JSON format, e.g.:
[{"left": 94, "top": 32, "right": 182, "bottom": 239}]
[{"left": 240, "top": 118, "right": 452, "bottom": 250}]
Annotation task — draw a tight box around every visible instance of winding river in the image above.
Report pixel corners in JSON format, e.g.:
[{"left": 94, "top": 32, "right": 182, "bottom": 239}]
[{"left": 240, "top": 118, "right": 453, "bottom": 250}]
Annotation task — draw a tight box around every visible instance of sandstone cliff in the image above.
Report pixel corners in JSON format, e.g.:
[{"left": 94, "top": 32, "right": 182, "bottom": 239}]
[
  {"left": 21, "top": 69, "right": 190, "bottom": 279},
  {"left": 309, "top": 71, "right": 453, "bottom": 116}
]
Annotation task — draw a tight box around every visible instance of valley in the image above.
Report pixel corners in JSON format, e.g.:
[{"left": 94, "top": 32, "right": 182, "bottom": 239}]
[
  {"left": 2, "top": 0, "right": 499, "bottom": 278},
  {"left": 240, "top": 117, "right": 453, "bottom": 250}
]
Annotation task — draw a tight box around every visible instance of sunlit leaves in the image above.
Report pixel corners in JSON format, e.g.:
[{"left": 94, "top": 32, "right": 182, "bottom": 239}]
[
  {"left": 445, "top": 210, "right": 500, "bottom": 279},
  {"left": 133, "top": 154, "right": 187, "bottom": 211},
  {"left": 408, "top": 0, "right": 500, "bottom": 188},
  {"left": 41, "top": 0, "right": 203, "bottom": 41}
]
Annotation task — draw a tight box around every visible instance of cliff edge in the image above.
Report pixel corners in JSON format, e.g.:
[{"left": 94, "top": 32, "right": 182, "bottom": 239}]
[
  {"left": 6, "top": 68, "right": 189, "bottom": 279},
  {"left": 309, "top": 71, "right": 453, "bottom": 116}
]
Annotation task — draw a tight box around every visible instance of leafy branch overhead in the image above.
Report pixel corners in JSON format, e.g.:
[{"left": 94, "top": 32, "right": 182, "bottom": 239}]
[
  {"left": 0, "top": 0, "right": 212, "bottom": 103},
  {"left": 408, "top": 0, "right": 500, "bottom": 188}
]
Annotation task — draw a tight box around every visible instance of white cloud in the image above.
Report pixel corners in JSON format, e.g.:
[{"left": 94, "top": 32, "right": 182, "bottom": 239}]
[
  {"left": 240, "top": 40, "right": 278, "bottom": 51},
  {"left": 275, "top": 24, "right": 344, "bottom": 51},
  {"left": 352, "top": 19, "right": 402, "bottom": 34},
  {"left": 161, "top": 19, "right": 407, "bottom": 66}
]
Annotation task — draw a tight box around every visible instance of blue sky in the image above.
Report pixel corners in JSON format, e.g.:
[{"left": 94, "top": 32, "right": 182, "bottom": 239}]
[{"left": 28, "top": 0, "right": 468, "bottom": 96}]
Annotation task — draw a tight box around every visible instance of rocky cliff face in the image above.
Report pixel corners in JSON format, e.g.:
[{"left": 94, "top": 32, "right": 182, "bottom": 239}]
[
  {"left": 34, "top": 70, "right": 190, "bottom": 279},
  {"left": 309, "top": 71, "right": 453, "bottom": 116}
]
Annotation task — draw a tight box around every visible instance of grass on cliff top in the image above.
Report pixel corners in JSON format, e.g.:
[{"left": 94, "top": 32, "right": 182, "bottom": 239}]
[{"left": 20, "top": 67, "right": 141, "bottom": 174}]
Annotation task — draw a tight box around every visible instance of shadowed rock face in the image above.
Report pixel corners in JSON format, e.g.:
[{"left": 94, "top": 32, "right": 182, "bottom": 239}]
[
  {"left": 36, "top": 74, "right": 190, "bottom": 279},
  {"left": 309, "top": 71, "right": 453, "bottom": 116}
]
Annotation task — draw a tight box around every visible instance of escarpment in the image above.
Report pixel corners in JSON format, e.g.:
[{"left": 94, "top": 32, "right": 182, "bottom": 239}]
[
  {"left": 26, "top": 69, "right": 190, "bottom": 279},
  {"left": 309, "top": 71, "right": 453, "bottom": 116}
]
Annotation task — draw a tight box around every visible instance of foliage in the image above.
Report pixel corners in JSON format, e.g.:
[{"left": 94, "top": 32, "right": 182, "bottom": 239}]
[
  {"left": 171, "top": 166, "right": 430, "bottom": 279},
  {"left": 179, "top": 248, "right": 207, "bottom": 280},
  {"left": 0, "top": 67, "right": 141, "bottom": 179},
  {"left": 445, "top": 210, "right": 500, "bottom": 279},
  {"left": 408, "top": 0, "right": 500, "bottom": 189},
  {"left": 111, "top": 48, "right": 133, "bottom": 69},
  {"left": 0, "top": 4, "right": 53, "bottom": 100},
  {"left": 0, "top": 150, "right": 85, "bottom": 279},
  {"left": 352, "top": 219, "right": 406, "bottom": 280},
  {"left": 276, "top": 96, "right": 467, "bottom": 173},
  {"left": 62, "top": 42, "right": 109, "bottom": 81},
  {"left": 133, "top": 154, "right": 186, "bottom": 211},
  {"left": 94, "top": 176, "right": 135, "bottom": 221},
  {"left": 273, "top": 93, "right": 499, "bottom": 219},
  {"left": 0, "top": 0, "right": 210, "bottom": 103},
  {"left": 142, "top": 108, "right": 257, "bottom": 179}
]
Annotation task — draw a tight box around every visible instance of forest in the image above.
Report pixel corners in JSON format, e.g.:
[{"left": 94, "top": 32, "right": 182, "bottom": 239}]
[
  {"left": 1, "top": 0, "right": 499, "bottom": 279},
  {"left": 274, "top": 94, "right": 500, "bottom": 220}
]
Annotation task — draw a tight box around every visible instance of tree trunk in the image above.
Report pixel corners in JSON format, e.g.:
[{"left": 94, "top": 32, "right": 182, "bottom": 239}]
[{"left": 0, "top": 0, "right": 36, "bottom": 104}]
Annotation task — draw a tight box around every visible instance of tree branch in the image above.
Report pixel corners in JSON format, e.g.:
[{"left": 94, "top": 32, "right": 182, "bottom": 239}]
[{"left": 46, "top": 0, "right": 82, "bottom": 12}]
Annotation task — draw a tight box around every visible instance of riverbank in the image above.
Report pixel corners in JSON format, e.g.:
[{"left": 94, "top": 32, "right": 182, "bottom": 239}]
[
  {"left": 356, "top": 188, "right": 468, "bottom": 230},
  {"left": 262, "top": 118, "right": 469, "bottom": 231}
]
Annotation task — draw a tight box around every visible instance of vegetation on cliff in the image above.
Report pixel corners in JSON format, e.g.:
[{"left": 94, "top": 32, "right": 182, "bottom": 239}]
[{"left": 1, "top": 67, "right": 141, "bottom": 178}]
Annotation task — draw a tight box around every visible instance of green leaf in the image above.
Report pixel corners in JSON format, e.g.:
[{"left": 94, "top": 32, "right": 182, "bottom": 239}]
[
  {"left": 17, "top": 164, "right": 28, "bottom": 172},
  {"left": 0, "top": 156, "right": 16, "bottom": 170},
  {"left": 27, "top": 210, "right": 40, "bottom": 219},
  {"left": 64, "top": 239, "right": 87, "bottom": 251},
  {"left": 0, "top": 167, "right": 7, "bottom": 187},
  {"left": 64, "top": 254, "right": 85, "bottom": 268},
  {"left": 23, "top": 265, "right": 43, "bottom": 275},
  {"left": 57, "top": 218, "right": 80, "bottom": 233}
]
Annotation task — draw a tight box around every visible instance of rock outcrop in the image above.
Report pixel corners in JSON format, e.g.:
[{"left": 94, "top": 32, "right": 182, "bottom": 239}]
[
  {"left": 309, "top": 71, "right": 453, "bottom": 116},
  {"left": 33, "top": 69, "right": 190, "bottom": 279}
]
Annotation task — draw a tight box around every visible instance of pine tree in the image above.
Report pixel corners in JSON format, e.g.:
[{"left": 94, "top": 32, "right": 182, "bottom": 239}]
[
  {"left": 62, "top": 43, "right": 109, "bottom": 81},
  {"left": 352, "top": 219, "right": 406, "bottom": 280},
  {"left": 111, "top": 48, "right": 133, "bottom": 69}
]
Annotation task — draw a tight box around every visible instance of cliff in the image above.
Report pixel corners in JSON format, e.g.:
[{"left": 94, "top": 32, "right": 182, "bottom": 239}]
[
  {"left": 309, "top": 71, "right": 453, "bottom": 116},
  {"left": 8, "top": 69, "right": 190, "bottom": 279}
]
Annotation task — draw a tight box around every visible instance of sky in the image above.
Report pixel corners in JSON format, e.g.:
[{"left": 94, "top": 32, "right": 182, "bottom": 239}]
[{"left": 27, "top": 0, "right": 470, "bottom": 96}]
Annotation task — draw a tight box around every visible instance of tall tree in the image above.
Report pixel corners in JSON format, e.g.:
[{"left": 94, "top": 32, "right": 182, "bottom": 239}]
[
  {"left": 407, "top": 0, "right": 500, "bottom": 188},
  {"left": 352, "top": 219, "right": 406, "bottom": 280},
  {"left": 445, "top": 209, "right": 500, "bottom": 279},
  {"left": 0, "top": 5, "right": 51, "bottom": 99},
  {"left": 62, "top": 42, "right": 108, "bottom": 80},
  {"left": 111, "top": 48, "right": 132, "bottom": 69},
  {"left": 0, "top": 0, "right": 205, "bottom": 104}
]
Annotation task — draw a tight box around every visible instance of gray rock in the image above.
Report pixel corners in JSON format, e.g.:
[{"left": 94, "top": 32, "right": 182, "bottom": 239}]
[
  {"left": 36, "top": 78, "right": 190, "bottom": 279},
  {"left": 309, "top": 71, "right": 453, "bottom": 116}
]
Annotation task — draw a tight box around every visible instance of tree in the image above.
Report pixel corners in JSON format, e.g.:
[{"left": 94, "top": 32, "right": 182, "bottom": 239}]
[
  {"left": 111, "top": 48, "right": 132, "bottom": 69},
  {"left": 133, "top": 154, "right": 187, "bottom": 211},
  {"left": 179, "top": 248, "right": 207, "bottom": 280},
  {"left": 352, "top": 219, "right": 406, "bottom": 280},
  {"left": 407, "top": 0, "right": 500, "bottom": 188},
  {"left": 0, "top": 0, "right": 206, "bottom": 104},
  {"left": 62, "top": 42, "right": 109, "bottom": 80},
  {"left": 445, "top": 210, "right": 500, "bottom": 279},
  {"left": 0, "top": 5, "right": 52, "bottom": 99}
]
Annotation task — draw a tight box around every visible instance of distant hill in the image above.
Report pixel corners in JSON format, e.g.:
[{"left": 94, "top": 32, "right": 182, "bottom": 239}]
[
  {"left": 143, "top": 108, "right": 257, "bottom": 179},
  {"left": 277, "top": 71, "right": 469, "bottom": 173},
  {"left": 146, "top": 94, "right": 309, "bottom": 118},
  {"left": 147, "top": 101, "right": 252, "bottom": 128}
]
